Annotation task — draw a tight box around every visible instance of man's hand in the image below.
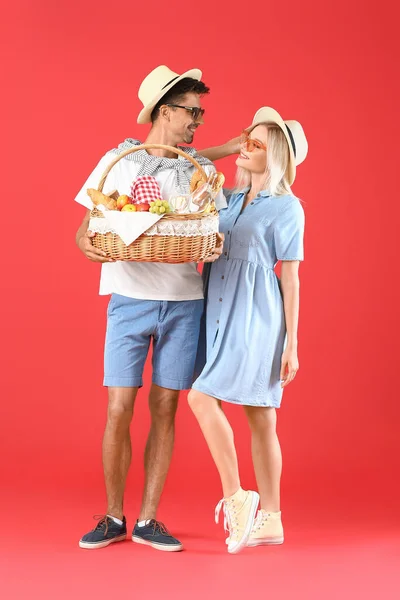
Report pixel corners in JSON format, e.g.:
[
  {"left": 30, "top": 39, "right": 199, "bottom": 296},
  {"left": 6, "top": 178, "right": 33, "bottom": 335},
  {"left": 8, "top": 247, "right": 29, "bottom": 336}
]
[
  {"left": 225, "top": 135, "right": 241, "bottom": 155},
  {"left": 78, "top": 230, "right": 115, "bottom": 263},
  {"left": 198, "top": 135, "right": 241, "bottom": 161},
  {"left": 204, "top": 232, "right": 224, "bottom": 263}
]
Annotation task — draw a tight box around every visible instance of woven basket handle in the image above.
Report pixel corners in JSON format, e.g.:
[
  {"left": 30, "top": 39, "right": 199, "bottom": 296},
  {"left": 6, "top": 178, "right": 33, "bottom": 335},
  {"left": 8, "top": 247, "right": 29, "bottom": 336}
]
[{"left": 97, "top": 144, "right": 208, "bottom": 192}]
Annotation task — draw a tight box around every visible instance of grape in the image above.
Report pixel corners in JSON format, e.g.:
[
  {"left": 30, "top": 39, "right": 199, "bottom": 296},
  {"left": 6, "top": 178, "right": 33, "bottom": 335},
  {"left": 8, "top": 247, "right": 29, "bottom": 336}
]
[{"left": 149, "top": 201, "right": 171, "bottom": 215}]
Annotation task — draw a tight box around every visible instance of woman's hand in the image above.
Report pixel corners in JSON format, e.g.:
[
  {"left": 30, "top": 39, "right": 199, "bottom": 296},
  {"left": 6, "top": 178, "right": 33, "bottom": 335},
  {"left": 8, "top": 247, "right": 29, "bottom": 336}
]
[{"left": 280, "top": 346, "right": 299, "bottom": 388}]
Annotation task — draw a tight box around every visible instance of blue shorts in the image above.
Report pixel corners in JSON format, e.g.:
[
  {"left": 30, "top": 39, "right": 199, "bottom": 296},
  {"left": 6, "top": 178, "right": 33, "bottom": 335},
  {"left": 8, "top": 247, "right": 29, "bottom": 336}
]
[{"left": 104, "top": 294, "right": 204, "bottom": 390}]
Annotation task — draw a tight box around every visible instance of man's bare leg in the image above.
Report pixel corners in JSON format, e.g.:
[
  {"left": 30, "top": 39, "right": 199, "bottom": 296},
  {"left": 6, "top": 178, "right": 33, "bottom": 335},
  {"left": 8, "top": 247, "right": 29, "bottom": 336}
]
[
  {"left": 139, "top": 384, "right": 179, "bottom": 521},
  {"left": 103, "top": 386, "right": 138, "bottom": 520}
]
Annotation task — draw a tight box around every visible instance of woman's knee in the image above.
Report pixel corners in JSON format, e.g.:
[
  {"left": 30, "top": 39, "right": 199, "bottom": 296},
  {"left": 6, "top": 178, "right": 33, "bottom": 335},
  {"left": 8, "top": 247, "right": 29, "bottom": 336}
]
[
  {"left": 187, "top": 389, "right": 200, "bottom": 411},
  {"left": 245, "top": 406, "right": 277, "bottom": 432},
  {"left": 188, "top": 389, "right": 211, "bottom": 416}
]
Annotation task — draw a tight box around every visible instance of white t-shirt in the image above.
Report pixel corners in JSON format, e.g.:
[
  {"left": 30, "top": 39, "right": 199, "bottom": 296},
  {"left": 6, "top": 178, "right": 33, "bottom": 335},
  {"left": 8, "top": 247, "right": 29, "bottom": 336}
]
[{"left": 75, "top": 149, "right": 227, "bottom": 301}]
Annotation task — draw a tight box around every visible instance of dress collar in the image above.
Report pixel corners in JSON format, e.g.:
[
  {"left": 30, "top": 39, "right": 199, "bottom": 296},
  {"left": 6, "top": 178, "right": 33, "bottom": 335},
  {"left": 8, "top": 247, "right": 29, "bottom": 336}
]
[{"left": 237, "top": 187, "right": 271, "bottom": 198}]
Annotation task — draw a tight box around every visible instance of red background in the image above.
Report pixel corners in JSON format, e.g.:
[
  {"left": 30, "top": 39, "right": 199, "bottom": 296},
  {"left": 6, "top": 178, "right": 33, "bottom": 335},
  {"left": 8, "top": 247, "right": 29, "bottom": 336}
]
[{"left": 1, "top": 1, "right": 399, "bottom": 598}]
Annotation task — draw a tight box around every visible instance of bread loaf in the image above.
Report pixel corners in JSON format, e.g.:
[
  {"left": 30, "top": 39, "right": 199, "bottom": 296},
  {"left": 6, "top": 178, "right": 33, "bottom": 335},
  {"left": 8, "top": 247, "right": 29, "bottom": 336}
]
[
  {"left": 87, "top": 188, "right": 117, "bottom": 210},
  {"left": 190, "top": 170, "right": 207, "bottom": 193}
]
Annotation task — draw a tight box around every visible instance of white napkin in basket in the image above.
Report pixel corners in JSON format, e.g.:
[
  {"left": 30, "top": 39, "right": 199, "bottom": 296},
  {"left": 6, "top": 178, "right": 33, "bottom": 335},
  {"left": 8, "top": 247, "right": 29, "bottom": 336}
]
[{"left": 97, "top": 208, "right": 163, "bottom": 246}]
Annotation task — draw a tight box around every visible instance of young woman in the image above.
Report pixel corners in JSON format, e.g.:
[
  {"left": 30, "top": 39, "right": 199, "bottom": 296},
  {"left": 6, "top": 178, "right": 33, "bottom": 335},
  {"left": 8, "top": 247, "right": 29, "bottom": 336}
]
[{"left": 189, "top": 107, "right": 308, "bottom": 554}]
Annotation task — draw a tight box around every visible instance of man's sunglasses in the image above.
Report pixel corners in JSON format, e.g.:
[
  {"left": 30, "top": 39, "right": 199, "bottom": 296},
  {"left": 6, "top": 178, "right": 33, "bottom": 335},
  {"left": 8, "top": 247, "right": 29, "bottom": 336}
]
[
  {"left": 166, "top": 104, "right": 205, "bottom": 122},
  {"left": 240, "top": 131, "right": 267, "bottom": 152}
]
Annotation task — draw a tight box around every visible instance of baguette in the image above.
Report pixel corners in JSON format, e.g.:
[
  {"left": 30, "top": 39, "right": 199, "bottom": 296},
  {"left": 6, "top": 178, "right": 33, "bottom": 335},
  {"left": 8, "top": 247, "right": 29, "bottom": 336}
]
[
  {"left": 190, "top": 170, "right": 207, "bottom": 193},
  {"left": 107, "top": 189, "right": 120, "bottom": 201},
  {"left": 208, "top": 172, "right": 225, "bottom": 197},
  {"left": 87, "top": 188, "right": 117, "bottom": 210}
]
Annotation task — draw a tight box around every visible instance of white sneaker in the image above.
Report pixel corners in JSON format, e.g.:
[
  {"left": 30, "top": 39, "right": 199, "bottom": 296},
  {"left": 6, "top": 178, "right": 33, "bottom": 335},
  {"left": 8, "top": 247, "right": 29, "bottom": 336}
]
[
  {"left": 215, "top": 488, "right": 259, "bottom": 554},
  {"left": 247, "top": 509, "right": 284, "bottom": 546}
]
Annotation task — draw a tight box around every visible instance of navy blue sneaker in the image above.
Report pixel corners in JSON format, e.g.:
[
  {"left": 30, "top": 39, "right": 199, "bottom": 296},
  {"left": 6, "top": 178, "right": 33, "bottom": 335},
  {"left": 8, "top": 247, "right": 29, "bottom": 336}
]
[
  {"left": 79, "top": 515, "right": 127, "bottom": 549},
  {"left": 132, "top": 520, "right": 183, "bottom": 552}
]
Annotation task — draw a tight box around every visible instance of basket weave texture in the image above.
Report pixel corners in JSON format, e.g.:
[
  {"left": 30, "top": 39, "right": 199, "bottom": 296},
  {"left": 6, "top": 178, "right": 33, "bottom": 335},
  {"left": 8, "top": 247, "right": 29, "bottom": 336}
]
[{"left": 90, "top": 143, "right": 218, "bottom": 263}]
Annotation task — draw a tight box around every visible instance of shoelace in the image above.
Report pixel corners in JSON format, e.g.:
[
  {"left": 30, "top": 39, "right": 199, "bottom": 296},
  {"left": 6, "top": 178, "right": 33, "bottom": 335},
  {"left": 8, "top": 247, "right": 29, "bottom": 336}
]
[
  {"left": 252, "top": 510, "right": 263, "bottom": 532},
  {"left": 215, "top": 499, "right": 229, "bottom": 532},
  {"left": 215, "top": 498, "right": 240, "bottom": 537},
  {"left": 92, "top": 515, "right": 113, "bottom": 536},
  {"left": 148, "top": 520, "right": 172, "bottom": 537},
  {"left": 252, "top": 510, "right": 270, "bottom": 532}
]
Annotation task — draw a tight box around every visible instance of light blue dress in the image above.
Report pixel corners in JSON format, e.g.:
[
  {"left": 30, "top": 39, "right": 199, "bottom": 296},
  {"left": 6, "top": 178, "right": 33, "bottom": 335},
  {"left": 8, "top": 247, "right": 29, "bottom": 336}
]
[{"left": 192, "top": 188, "right": 305, "bottom": 407}]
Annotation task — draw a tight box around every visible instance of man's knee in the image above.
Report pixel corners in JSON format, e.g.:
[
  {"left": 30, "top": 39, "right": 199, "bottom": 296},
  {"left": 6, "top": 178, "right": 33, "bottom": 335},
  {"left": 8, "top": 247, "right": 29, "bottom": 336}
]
[
  {"left": 107, "top": 388, "right": 135, "bottom": 426},
  {"left": 150, "top": 388, "right": 179, "bottom": 425}
]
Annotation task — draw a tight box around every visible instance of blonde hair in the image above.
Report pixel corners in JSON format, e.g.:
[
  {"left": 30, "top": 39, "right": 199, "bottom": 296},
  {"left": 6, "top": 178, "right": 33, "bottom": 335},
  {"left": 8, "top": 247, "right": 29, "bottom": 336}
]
[{"left": 235, "top": 123, "right": 292, "bottom": 196}]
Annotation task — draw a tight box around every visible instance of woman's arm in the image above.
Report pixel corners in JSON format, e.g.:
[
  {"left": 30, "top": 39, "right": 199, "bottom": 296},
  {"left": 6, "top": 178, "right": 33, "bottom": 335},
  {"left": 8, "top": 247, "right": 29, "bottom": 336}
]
[
  {"left": 198, "top": 136, "right": 241, "bottom": 161},
  {"left": 279, "top": 261, "right": 301, "bottom": 387}
]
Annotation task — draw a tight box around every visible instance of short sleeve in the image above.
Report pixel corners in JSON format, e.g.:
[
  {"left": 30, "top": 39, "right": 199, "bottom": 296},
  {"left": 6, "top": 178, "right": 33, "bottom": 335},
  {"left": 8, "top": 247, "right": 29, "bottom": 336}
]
[
  {"left": 222, "top": 188, "right": 234, "bottom": 204},
  {"left": 274, "top": 200, "right": 305, "bottom": 261},
  {"left": 74, "top": 152, "right": 117, "bottom": 210}
]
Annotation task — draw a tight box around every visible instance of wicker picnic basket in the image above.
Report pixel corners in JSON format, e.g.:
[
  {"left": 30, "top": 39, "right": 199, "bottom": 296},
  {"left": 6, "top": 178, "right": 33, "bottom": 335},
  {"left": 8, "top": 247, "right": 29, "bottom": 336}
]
[{"left": 90, "top": 144, "right": 219, "bottom": 263}]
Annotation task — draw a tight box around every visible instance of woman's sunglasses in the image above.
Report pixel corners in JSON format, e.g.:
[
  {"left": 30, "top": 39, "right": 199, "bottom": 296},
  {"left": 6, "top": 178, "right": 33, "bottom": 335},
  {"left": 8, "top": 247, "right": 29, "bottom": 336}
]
[
  {"left": 166, "top": 104, "right": 205, "bottom": 122},
  {"left": 240, "top": 131, "right": 267, "bottom": 152}
]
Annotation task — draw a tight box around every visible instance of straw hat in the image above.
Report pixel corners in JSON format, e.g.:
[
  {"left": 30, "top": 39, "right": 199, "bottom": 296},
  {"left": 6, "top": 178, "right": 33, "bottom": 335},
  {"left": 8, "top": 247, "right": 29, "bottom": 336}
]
[
  {"left": 137, "top": 65, "right": 202, "bottom": 124},
  {"left": 251, "top": 107, "right": 308, "bottom": 184}
]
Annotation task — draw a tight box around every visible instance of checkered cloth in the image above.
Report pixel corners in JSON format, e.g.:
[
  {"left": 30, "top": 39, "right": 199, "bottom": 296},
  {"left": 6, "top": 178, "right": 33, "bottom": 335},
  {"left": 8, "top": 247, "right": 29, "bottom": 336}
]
[{"left": 130, "top": 176, "right": 162, "bottom": 205}]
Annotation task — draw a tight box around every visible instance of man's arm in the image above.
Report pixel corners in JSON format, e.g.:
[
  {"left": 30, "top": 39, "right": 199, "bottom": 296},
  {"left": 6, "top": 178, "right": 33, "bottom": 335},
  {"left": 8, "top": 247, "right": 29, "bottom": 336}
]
[
  {"left": 74, "top": 151, "right": 118, "bottom": 263},
  {"left": 198, "top": 136, "right": 241, "bottom": 162},
  {"left": 76, "top": 209, "right": 115, "bottom": 263}
]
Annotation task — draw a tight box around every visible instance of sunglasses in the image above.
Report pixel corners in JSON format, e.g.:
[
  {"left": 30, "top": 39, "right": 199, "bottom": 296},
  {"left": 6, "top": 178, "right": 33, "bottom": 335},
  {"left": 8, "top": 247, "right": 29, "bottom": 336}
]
[
  {"left": 166, "top": 104, "right": 205, "bottom": 122},
  {"left": 240, "top": 131, "right": 267, "bottom": 152}
]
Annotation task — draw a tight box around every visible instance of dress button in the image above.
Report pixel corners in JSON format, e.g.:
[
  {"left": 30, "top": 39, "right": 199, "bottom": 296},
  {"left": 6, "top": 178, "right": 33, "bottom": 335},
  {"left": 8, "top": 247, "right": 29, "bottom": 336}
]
[
  {"left": 219, "top": 298, "right": 222, "bottom": 302},
  {"left": 217, "top": 320, "right": 219, "bottom": 324},
  {"left": 224, "top": 252, "right": 227, "bottom": 256},
  {"left": 221, "top": 275, "right": 224, "bottom": 279},
  {"left": 227, "top": 230, "right": 230, "bottom": 234},
  {"left": 250, "top": 202, "right": 254, "bottom": 205}
]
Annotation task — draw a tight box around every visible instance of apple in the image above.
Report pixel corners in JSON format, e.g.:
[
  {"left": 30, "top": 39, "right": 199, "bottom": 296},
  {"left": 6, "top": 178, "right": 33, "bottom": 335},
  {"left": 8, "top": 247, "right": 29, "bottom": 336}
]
[
  {"left": 121, "top": 204, "right": 137, "bottom": 212},
  {"left": 117, "top": 194, "right": 131, "bottom": 210},
  {"left": 136, "top": 203, "right": 150, "bottom": 212}
]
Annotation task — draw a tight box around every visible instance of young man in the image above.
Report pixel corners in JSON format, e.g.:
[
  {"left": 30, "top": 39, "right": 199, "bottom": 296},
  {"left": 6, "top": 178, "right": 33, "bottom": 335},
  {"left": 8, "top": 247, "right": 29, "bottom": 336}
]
[{"left": 75, "top": 65, "right": 226, "bottom": 552}]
